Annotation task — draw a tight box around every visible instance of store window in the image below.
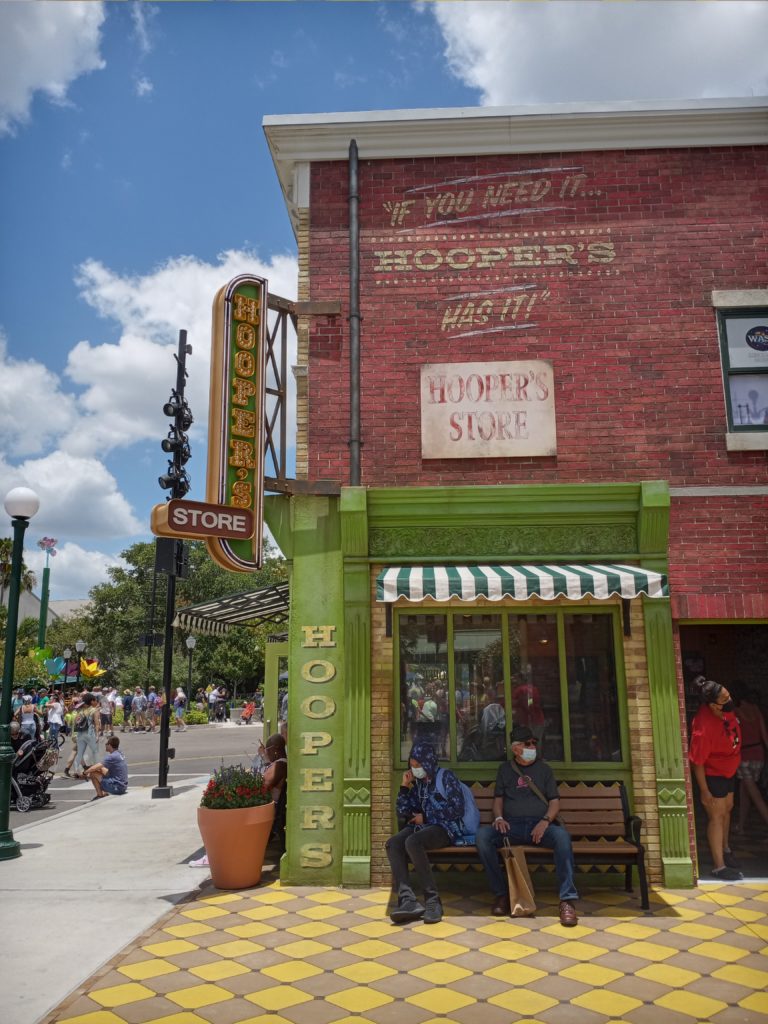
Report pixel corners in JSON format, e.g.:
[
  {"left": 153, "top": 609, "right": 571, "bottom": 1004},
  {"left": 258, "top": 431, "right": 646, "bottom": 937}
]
[
  {"left": 564, "top": 614, "right": 621, "bottom": 762},
  {"left": 399, "top": 614, "right": 448, "bottom": 762},
  {"left": 454, "top": 614, "right": 503, "bottom": 762},
  {"left": 397, "top": 608, "right": 625, "bottom": 768},
  {"left": 717, "top": 309, "right": 768, "bottom": 430}
]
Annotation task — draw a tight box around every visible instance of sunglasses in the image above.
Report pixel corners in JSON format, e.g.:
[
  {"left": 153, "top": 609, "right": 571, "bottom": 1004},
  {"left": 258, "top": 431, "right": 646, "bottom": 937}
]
[{"left": 722, "top": 720, "right": 740, "bottom": 750}]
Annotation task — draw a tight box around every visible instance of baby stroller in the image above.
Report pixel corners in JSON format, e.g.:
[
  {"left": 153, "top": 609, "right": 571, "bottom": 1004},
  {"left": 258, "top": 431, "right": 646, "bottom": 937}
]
[
  {"left": 11, "top": 737, "right": 58, "bottom": 812},
  {"left": 458, "top": 710, "right": 507, "bottom": 762}
]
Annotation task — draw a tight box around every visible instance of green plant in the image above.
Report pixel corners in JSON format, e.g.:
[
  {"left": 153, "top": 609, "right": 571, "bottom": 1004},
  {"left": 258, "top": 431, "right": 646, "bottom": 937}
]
[
  {"left": 185, "top": 708, "right": 209, "bottom": 725},
  {"left": 200, "top": 764, "right": 271, "bottom": 810}
]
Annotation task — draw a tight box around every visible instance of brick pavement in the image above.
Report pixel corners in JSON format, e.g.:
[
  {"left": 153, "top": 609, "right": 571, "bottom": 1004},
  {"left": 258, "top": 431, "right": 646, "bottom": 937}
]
[{"left": 42, "top": 878, "right": 768, "bottom": 1024}]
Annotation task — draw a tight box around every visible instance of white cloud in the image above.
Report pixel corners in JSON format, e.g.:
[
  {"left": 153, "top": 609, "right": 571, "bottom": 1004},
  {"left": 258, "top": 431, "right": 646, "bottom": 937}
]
[
  {"left": 131, "top": 2, "right": 157, "bottom": 56},
  {"left": 430, "top": 1, "right": 768, "bottom": 105},
  {"left": 66, "top": 250, "right": 298, "bottom": 459},
  {"left": 135, "top": 76, "right": 154, "bottom": 98},
  {"left": 0, "top": 451, "right": 143, "bottom": 542},
  {"left": 24, "top": 542, "right": 126, "bottom": 601},
  {"left": 0, "top": 332, "right": 79, "bottom": 457},
  {"left": 0, "top": 247, "right": 298, "bottom": 596},
  {"left": 0, "top": 1, "right": 105, "bottom": 135}
]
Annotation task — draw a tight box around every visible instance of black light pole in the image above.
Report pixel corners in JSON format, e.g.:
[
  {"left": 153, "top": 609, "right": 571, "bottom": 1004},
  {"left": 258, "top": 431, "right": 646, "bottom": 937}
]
[
  {"left": 153, "top": 329, "right": 192, "bottom": 799},
  {"left": 186, "top": 635, "right": 196, "bottom": 693},
  {"left": 62, "top": 647, "right": 71, "bottom": 690},
  {"left": 0, "top": 487, "right": 40, "bottom": 861}
]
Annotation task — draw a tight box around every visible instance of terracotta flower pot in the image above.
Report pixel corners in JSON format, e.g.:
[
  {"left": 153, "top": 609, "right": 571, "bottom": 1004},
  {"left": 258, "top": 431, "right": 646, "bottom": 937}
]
[{"left": 197, "top": 802, "right": 275, "bottom": 890}]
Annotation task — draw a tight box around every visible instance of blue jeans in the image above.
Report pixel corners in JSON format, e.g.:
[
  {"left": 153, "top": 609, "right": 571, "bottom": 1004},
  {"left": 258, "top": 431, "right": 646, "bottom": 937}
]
[{"left": 476, "top": 818, "right": 579, "bottom": 902}]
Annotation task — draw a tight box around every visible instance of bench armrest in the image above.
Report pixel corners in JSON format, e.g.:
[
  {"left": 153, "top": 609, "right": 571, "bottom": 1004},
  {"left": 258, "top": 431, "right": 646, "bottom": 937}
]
[{"left": 627, "top": 815, "right": 643, "bottom": 845}]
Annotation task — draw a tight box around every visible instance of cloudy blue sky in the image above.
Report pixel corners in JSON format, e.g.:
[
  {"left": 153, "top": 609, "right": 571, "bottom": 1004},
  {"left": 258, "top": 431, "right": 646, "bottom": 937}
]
[{"left": 1, "top": 1, "right": 766, "bottom": 599}]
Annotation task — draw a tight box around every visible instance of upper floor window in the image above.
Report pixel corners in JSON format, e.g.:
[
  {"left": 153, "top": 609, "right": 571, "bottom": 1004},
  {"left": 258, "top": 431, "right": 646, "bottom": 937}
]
[{"left": 717, "top": 308, "right": 768, "bottom": 431}]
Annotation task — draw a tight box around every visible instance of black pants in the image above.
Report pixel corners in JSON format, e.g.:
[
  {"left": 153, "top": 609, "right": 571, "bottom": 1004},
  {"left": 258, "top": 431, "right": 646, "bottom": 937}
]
[{"left": 385, "top": 825, "right": 450, "bottom": 895}]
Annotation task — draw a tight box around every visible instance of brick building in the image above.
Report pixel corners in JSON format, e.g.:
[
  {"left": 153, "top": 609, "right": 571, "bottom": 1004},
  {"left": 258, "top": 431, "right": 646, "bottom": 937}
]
[{"left": 261, "top": 100, "right": 768, "bottom": 890}]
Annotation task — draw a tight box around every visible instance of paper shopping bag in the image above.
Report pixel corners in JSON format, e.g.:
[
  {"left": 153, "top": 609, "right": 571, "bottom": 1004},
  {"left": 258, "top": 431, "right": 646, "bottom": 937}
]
[{"left": 501, "top": 839, "right": 536, "bottom": 917}]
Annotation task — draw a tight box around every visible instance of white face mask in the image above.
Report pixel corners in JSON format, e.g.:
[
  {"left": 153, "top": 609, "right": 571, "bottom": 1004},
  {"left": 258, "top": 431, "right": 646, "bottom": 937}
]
[
  {"left": 520, "top": 747, "right": 537, "bottom": 764},
  {"left": 411, "top": 766, "right": 427, "bottom": 780}
]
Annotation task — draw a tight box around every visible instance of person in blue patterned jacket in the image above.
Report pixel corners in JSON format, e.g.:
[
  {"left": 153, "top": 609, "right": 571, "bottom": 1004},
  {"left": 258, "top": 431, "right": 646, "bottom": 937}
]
[{"left": 386, "top": 741, "right": 466, "bottom": 925}]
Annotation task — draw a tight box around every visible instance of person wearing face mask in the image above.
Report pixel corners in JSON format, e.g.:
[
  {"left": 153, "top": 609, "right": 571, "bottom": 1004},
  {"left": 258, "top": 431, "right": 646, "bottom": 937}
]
[
  {"left": 689, "top": 675, "right": 743, "bottom": 880},
  {"left": 476, "top": 723, "right": 579, "bottom": 927},
  {"left": 386, "top": 741, "right": 467, "bottom": 925}
]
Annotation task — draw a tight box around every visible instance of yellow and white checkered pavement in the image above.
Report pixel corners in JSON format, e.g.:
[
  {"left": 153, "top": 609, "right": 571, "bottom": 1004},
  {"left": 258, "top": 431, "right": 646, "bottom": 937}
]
[{"left": 44, "top": 881, "right": 768, "bottom": 1024}]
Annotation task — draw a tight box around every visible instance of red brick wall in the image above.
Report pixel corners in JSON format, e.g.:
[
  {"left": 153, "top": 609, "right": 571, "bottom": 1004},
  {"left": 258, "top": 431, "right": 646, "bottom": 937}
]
[
  {"left": 306, "top": 146, "right": 768, "bottom": 490},
  {"left": 670, "top": 496, "right": 768, "bottom": 618}
]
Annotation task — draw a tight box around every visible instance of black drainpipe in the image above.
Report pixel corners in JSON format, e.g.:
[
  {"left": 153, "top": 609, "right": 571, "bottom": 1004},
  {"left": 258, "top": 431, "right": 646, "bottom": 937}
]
[{"left": 348, "top": 139, "right": 361, "bottom": 486}]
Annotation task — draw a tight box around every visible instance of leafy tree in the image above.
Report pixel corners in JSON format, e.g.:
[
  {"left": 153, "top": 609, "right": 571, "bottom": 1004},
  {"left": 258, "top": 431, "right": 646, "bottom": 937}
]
[
  {"left": 0, "top": 607, "right": 44, "bottom": 688},
  {"left": 44, "top": 537, "right": 287, "bottom": 696}
]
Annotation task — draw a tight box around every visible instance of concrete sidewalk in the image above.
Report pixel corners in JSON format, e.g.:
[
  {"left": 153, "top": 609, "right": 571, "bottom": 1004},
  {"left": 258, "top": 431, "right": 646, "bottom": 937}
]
[{"left": 0, "top": 779, "right": 210, "bottom": 1024}]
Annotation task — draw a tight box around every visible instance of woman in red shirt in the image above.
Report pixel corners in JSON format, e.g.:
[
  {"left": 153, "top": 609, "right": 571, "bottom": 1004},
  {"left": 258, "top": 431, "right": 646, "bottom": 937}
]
[{"left": 689, "top": 676, "right": 743, "bottom": 880}]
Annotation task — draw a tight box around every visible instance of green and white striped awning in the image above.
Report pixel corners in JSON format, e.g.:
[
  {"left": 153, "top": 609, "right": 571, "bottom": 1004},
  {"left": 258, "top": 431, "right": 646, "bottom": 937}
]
[
  {"left": 376, "top": 564, "right": 668, "bottom": 604},
  {"left": 174, "top": 582, "right": 289, "bottom": 637}
]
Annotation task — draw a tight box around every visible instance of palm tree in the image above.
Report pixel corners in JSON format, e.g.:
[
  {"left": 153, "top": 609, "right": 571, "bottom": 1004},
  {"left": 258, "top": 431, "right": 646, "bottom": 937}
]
[{"left": 0, "top": 537, "right": 37, "bottom": 607}]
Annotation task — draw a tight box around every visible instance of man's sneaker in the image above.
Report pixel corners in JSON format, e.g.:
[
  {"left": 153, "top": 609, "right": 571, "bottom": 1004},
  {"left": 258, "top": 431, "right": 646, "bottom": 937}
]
[
  {"left": 423, "top": 894, "right": 443, "bottom": 925},
  {"left": 711, "top": 865, "right": 743, "bottom": 881},
  {"left": 389, "top": 889, "right": 425, "bottom": 924}
]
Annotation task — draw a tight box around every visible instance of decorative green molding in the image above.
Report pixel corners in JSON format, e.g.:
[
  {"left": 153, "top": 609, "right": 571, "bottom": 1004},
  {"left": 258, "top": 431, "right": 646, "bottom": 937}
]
[
  {"left": 283, "top": 495, "right": 345, "bottom": 885},
  {"left": 340, "top": 487, "right": 372, "bottom": 884},
  {"left": 643, "top": 597, "right": 695, "bottom": 887},
  {"left": 366, "top": 482, "right": 669, "bottom": 561},
  {"left": 369, "top": 525, "right": 636, "bottom": 559}
]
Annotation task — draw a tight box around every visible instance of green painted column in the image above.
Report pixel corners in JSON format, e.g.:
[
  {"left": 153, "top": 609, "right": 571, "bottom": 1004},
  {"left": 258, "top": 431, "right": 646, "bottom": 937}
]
[
  {"left": 340, "top": 487, "right": 371, "bottom": 885},
  {"left": 643, "top": 598, "right": 694, "bottom": 887},
  {"left": 638, "top": 480, "right": 693, "bottom": 886},
  {"left": 282, "top": 495, "right": 345, "bottom": 884}
]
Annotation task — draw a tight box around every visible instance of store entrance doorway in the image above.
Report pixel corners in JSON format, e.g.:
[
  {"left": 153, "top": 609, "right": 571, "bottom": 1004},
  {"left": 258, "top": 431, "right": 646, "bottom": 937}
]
[{"left": 680, "top": 623, "right": 768, "bottom": 880}]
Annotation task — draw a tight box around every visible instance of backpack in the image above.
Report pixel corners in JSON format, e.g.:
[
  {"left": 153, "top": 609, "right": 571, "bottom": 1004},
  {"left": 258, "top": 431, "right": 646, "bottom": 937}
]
[
  {"left": 435, "top": 768, "right": 481, "bottom": 840},
  {"left": 74, "top": 711, "right": 90, "bottom": 733}
]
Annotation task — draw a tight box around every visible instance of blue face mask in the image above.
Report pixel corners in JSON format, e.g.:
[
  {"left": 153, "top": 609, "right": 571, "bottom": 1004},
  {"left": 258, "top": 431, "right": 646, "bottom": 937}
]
[
  {"left": 411, "top": 766, "right": 427, "bottom": 779},
  {"left": 520, "top": 747, "right": 537, "bottom": 764}
]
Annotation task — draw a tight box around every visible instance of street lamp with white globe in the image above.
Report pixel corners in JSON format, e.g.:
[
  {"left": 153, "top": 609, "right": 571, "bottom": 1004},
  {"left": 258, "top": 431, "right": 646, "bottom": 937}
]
[
  {"left": 0, "top": 487, "right": 40, "bottom": 860},
  {"left": 75, "top": 638, "right": 87, "bottom": 689}
]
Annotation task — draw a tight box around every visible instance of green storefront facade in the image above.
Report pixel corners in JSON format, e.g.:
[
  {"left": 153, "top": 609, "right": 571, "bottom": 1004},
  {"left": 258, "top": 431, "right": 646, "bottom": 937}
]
[{"left": 265, "top": 480, "right": 694, "bottom": 890}]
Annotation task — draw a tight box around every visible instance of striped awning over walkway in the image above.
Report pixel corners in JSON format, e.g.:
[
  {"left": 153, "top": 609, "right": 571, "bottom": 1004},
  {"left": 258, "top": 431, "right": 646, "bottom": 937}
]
[
  {"left": 173, "top": 582, "right": 289, "bottom": 637},
  {"left": 376, "top": 564, "right": 668, "bottom": 604}
]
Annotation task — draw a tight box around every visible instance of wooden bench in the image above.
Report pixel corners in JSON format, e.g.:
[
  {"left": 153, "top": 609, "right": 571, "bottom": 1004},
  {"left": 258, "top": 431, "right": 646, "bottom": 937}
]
[{"left": 426, "top": 780, "right": 649, "bottom": 910}]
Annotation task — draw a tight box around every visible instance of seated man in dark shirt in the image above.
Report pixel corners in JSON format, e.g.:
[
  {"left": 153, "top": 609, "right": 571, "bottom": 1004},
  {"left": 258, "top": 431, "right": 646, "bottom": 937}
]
[
  {"left": 84, "top": 736, "right": 128, "bottom": 799},
  {"left": 476, "top": 724, "right": 579, "bottom": 927}
]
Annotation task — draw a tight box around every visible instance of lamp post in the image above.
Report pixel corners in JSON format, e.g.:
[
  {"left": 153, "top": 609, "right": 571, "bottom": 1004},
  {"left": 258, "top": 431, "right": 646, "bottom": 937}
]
[
  {"left": 36, "top": 537, "right": 57, "bottom": 648},
  {"left": 185, "top": 636, "right": 196, "bottom": 694},
  {"left": 0, "top": 486, "right": 40, "bottom": 861},
  {"left": 75, "top": 639, "right": 86, "bottom": 690},
  {"left": 62, "top": 648, "right": 71, "bottom": 689}
]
